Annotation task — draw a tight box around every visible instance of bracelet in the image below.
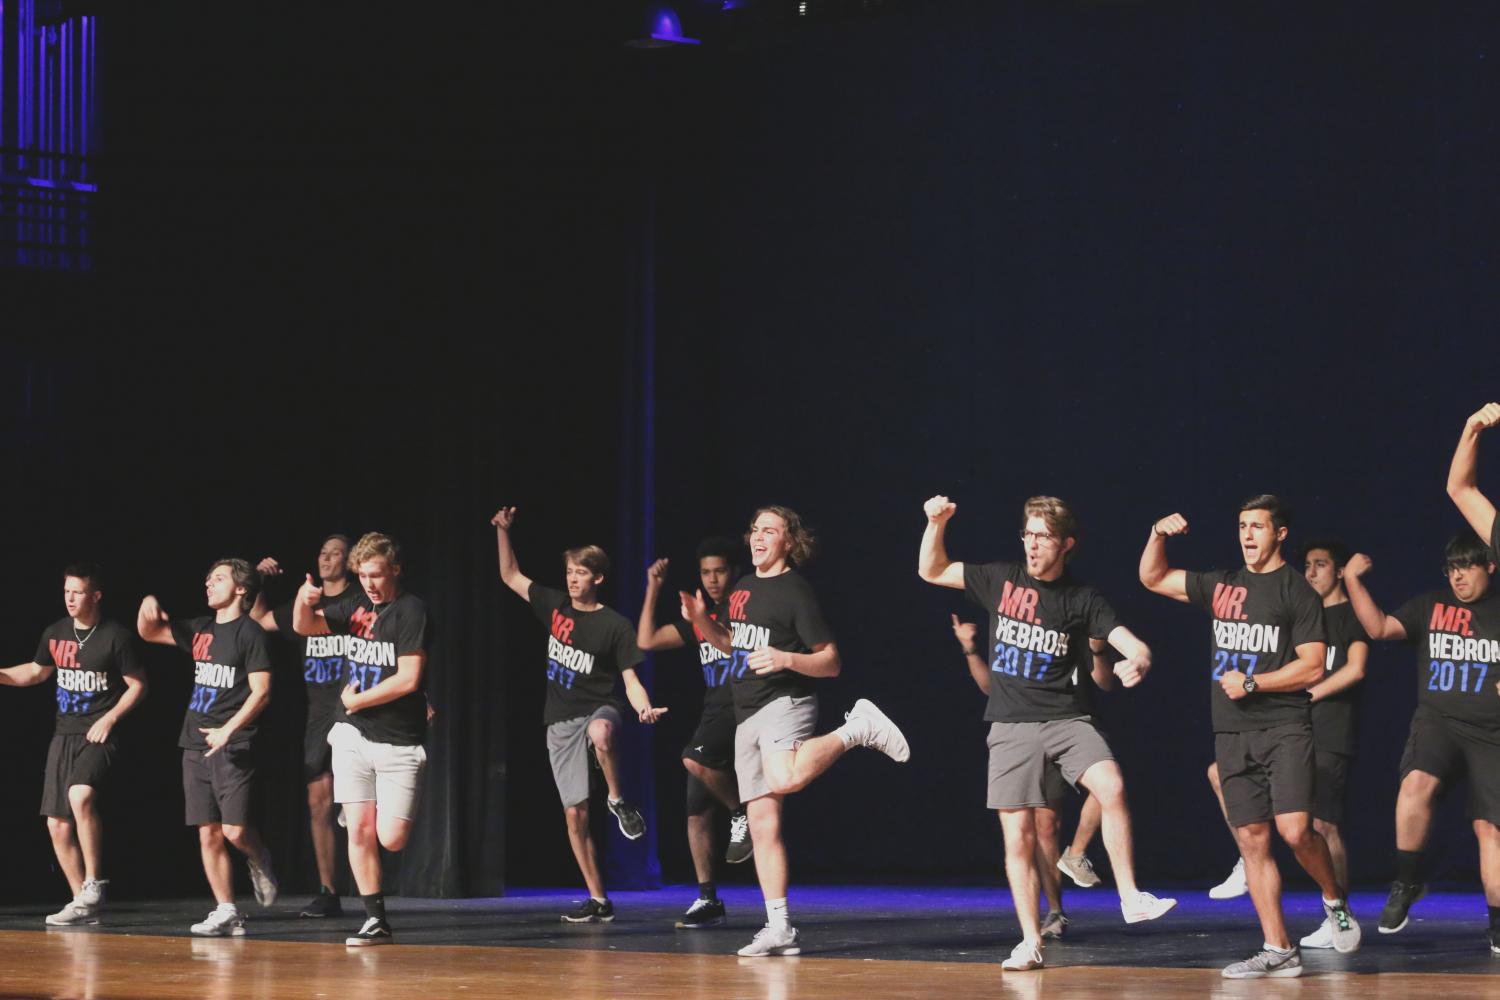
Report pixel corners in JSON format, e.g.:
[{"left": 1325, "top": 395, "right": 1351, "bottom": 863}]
[{"left": 961, "top": 647, "right": 978, "bottom": 656}]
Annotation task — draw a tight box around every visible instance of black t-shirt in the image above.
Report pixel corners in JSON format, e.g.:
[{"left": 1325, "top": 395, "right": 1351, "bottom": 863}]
[
  {"left": 671, "top": 601, "right": 735, "bottom": 710},
  {"left": 1185, "top": 563, "right": 1324, "bottom": 733},
  {"left": 530, "top": 583, "right": 643, "bottom": 725},
  {"left": 1309, "top": 601, "right": 1370, "bottom": 755},
  {"left": 34, "top": 619, "right": 143, "bottom": 736},
  {"left": 722, "top": 570, "right": 834, "bottom": 723},
  {"left": 272, "top": 589, "right": 354, "bottom": 716},
  {"left": 169, "top": 615, "right": 273, "bottom": 750},
  {"left": 321, "top": 589, "right": 430, "bottom": 746},
  {"left": 1393, "top": 588, "right": 1500, "bottom": 727},
  {"left": 963, "top": 562, "right": 1121, "bottom": 723}
]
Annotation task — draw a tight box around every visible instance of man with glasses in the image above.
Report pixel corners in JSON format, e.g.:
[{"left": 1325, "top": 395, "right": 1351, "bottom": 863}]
[{"left": 920, "top": 494, "right": 1175, "bottom": 973}]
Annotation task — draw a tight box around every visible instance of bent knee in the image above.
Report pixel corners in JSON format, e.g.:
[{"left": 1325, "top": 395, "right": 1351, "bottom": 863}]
[{"left": 587, "top": 720, "right": 614, "bottom": 751}]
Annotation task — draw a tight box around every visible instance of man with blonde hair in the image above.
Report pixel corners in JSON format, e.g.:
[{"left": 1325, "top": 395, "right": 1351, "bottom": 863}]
[
  {"left": 922, "top": 495, "right": 1174, "bottom": 972},
  {"left": 293, "top": 531, "right": 430, "bottom": 946}
]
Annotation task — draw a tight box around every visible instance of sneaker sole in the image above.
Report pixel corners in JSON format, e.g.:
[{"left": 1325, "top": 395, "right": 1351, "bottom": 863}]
[
  {"left": 676, "top": 916, "right": 726, "bottom": 929},
  {"left": 190, "top": 927, "right": 246, "bottom": 937},
  {"left": 299, "top": 910, "right": 342, "bottom": 919},
  {"left": 1123, "top": 899, "right": 1177, "bottom": 924},
  {"left": 738, "top": 947, "right": 801, "bottom": 957},
  {"left": 345, "top": 937, "right": 392, "bottom": 947},
  {"left": 1208, "top": 887, "right": 1248, "bottom": 900},
  {"left": 1001, "top": 961, "right": 1044, "bottom": 971},
  {"left": 726, "top": 847, "right": 755, "bottom": 864},
  {"left": 45, "top": 919, "right": 100, "bottom": 927},
  {"left": 1056, "top": 859, "right": 1100, "bottom": 888},
  {"left": 560, "top": 915, "right": 616, "bottom": 924},
  {"left": 1378, "top": 918, "right": 1409, "bottom": 934},
  {"left": 1221, "top": 966, "right": 1302, "bottom": 980}
]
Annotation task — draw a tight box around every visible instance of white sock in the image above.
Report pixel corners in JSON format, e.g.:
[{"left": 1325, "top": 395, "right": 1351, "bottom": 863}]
[
  {"left": 1264, "top": 941, "right": 1292, "bottom": 954},
  {"left": 1322, "top": 897, "right": 1342, "bottom": 908},
  {"left": 608, "top": 796, "right": 623, "bottom": 806},
  {"left": 591, "top": 896, "right": 607, "bottom": 904},
  {"left": 766, "top": 897, "right": 790, "bottom": 930},
  {"left": 834, "top": 718, "right": 865, "bottom": 749}
]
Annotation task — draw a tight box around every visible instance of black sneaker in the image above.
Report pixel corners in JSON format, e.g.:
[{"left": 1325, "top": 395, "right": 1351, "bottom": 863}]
[
  {"left": 1378, "top": 880, "right": 1427, "bottom": 934},
  {"left": 725, "top": 807, "right": 753, "bottom": 865},
  {"left": 607, "top": 799, "right": 646, "bottom": 840},
  {"left": 561, "top": 898, "right": 615, "bottom": 923},
  {"left": 676, "top": 897, "right": 726, "bottom": 929},
  {"left": 300, "top": 891, "right": 342, "bottom": 918},
  {"left": 345, "top": 917, "right": 393, "bottom": 946},
  {"left": 1490, "top": 926, "right": 1500, "bottom": 956}
]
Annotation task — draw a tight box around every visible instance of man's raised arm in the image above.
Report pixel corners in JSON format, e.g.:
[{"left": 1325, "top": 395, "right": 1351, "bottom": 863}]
[
  {"left": 1139, "top": 513, "right": 1191, "bottom": 603},
  {"left": 1447, "top": 403, "right": 1500, "bottom": 544},
  {"left": 291, "top": 574, "right": 331, "bottom": 637},
  {"left": 492, "top": 506, "right": 534, "bottom": 601},
  {"left": 917, "top": 495, "right": 965, "bottom": 588},
  {"left": 1340, "top": 553, "right": 1407, "bottom": 641},
  {"left": 137, "top": 595, "right": 175, "bottom": 646},
  {"left": 637, "top": 558, "right": 686, "bottom": 652}
]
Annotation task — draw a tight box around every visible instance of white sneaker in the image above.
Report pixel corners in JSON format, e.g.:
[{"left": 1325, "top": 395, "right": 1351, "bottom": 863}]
[
  {"left": 1324, "top": 899, "right": 1361, "bottom": 954},
  {"left": 1209, "top": 858, "right": 1248, "bottom": 899},
  {"left": 842, "top": 698, "right": 910, "bottom": 763},
  {"left": 1121, "top": 890, "right": 1176, "bottom": 923},
  {"left": 1001, "top": 939, "right": 1044, "bottom": 971},
  {"left": 1221, "top": 945, "right": 1301, "bottom": 979},
  {"left": 77, "top": 878, "right": 108, "bottom": 907},
  {"left": 737, "top": 923, "right": 801, "bottom": 957},
  {"left": 45, "top": 898, "right": 99, "bottom": 927},
  {"left": 1299, "top": 918, "right": 1335, "bottom": 949},
  {"left": 190, "top": 904, "right": 246, "bottom": 937},
  {"left": 247, "top": 852, "right": 278, "bottom": 907}
]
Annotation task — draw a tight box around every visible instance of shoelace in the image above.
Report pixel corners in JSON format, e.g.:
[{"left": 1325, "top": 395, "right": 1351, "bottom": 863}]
[
  {"left": 730, "top": 815, "right": 749, "bottom": 841},
  {"left": 1332, "top": 906, "right": 1353, "bottom": 931}
]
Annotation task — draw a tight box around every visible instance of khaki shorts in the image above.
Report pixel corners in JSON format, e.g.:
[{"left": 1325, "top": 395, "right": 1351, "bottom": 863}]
[
  {"left": 735, "top": 695, "right": 819, "bottom": 802},
  {"left": 329, "top": 721, "right": 427, "bottom": 822}
]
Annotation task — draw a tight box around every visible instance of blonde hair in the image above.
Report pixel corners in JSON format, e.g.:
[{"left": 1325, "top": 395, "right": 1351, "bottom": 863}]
[
  {"left": 1022, "top": 496, "right": 1079, "bottom": 559},
  {"left": 350, "top": 532, "right": 402, "bottom": 569}
]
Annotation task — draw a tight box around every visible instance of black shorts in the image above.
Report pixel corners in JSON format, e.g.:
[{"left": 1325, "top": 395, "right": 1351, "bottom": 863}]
[
  {"left": 1215, "top": 721, "right": 1316, "bottom": 827},
  {"left": 40, "top": 733, "right": 117, "bottom": 819},
  {"left": 1399, "top": 706, "right": 1500, "bottom": 826},
  {"left": 681, "top": 698, "right": 736, "bottom": 772},
  {"left": 182, "top": 746, "right": 256, "bottom": 827},
  {"left": 304, "top": 706, "right": 339, "bottom": 782},
  {"left": 1313, "top": 748, "right": 1350, "bottom": 825}
]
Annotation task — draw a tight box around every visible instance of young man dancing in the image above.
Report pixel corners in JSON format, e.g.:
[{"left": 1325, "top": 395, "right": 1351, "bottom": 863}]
[
  {"left": 493, "top": 506, "right": 664, "bottom": 924},
  {"left": 681, "top": 505, "right": 910, "bottom": 957},
  {"left": 138, "top": 559, "right": 278, "bottom": 937},
  {"left": 1141, "top": 496, "right": 1358, "bottom": 978},
  {"left": 2, "top": 564, "right": 147, "bottom": 926},
  {"left": 292, "top": 531, "right": 430, "bottom": 946},
  {"left": 922, "top": 495, "right": 1174, "bottom": 971},
  {"left": 251, "top": 533, "right": 353, "bottom": 918},
  {"left": 637, "top": 537, "right": 753, "bottom": 930}
]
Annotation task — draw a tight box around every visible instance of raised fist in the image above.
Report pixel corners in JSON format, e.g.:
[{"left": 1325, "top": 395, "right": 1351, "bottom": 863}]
[
  {"left": 491, "top": 506, "right": 517, "bottom": 530},
  {"left": 924, "top": 495, "right": 957, "bottom": 523},
  {"left": 1468, "top": 403, "right": 1500, "bottom": 434},
  {"left": 256, "top": 556, "right": 283, "bottom": 577},
  {"left": 646, "top": 558, "right": 669, "bottom": 585},
  {"left": 1343, "top": 553, "right": 1372, "bottom": 580},
  {"left": 1153, "top": 513, "right": 1189, "bottom": 537}
]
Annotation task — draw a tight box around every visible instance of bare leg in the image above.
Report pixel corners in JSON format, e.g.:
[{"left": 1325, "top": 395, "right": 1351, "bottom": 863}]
[
  {"left": 1207, "top": 762, "right": 1235, "bottom": 833},
  {"left": 1313, "top": 818, "right": 1348, "bottom": 891},
  {"left": 1475, "top": 819, "right": 1500, "bottom": 907},
  {"left": 747, "top": 795, "right": 788, "bottom": 901},
  {"left": 1276, "top": 812, "right": 1343, "bottom": 900},
  {"left": 345, "top": 801, "right": 382, "bottom": 895},
  {"left": 198, "top": 824, "right": 235, "bottom": 905},
  {"left": 687, "top": 810, "right": 716, "bottom": 884},
  {"left": 221, "top": 822, "right": 268, "bottom": 863},
  {"left": 1078, "top": 760, "right": 1140, "bottom": 897},
  {"left": 998, "top": 809, "right": 1042, "bottom": 943},
  {"left": 588, "top": 719, "right": 625, "bottom": 801},
  {"left": 1234, "top": 821, "right": 1289, "bottom": 949},
  {"left": 47, "top": 817, "right": 84, "bottom": 897},
  {"left": 66, "top": 786, "right": 103, "bottom": 883},
  {"left": 307, "top": 774, "right": 338, "bottom": 889},
  {"left": 1034, "top": 806, "right": 1063, "bottom": 913},
  {"left": 563, "top": 801, "right": 606, "bottom": 900},
  {"left": 765, "top": 735, "right": 846, "bottom": 795},
  {"left": 1069, "top": 793, "right": 1101, "bottom": 857},
  {"left": 1396, "top": 769, "right": 1441, "bottom": 852},
  {"left": 377, "top": 816, "right": 413, "bottom": 852},
  {"left": 684, "top": 758, "right": 739, "bottom": 810}
]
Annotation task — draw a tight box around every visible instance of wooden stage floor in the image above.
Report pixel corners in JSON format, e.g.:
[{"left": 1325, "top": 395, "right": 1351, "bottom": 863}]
[{"left": 1, "top": 885, "right": 1497, "bottom": 999}]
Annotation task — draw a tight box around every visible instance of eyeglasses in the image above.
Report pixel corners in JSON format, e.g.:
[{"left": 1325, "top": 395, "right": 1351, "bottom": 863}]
[
  {"left": 1020, "top": 530, "right": 1060, "bottom": 547},
  {"left": 1445, "top": 562, "right": 1483, "bottom": 577}
]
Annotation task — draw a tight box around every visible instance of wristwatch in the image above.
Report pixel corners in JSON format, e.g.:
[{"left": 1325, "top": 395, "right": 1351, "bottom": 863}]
[{"left": 1242, "top": 675, "right": 1258, "bottom": 695}]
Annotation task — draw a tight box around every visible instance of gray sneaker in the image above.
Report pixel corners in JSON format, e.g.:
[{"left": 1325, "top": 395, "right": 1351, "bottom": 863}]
[
  {"left": 1221, "top": 946, "right": 1302, "bottom": 979},
  {"left": 1057, "top": 851, "right": 1101, "bottom": 888},
  {"left": 76, "top": 878, "right": 107, "bottom": 907},
  {"left": 1324, "top": 899, "right": 1361, "bottom": 954},
  {"left": 1039, "top": 910, "right": 1068, "bottom": 940},
  {"left": 737, "top": 923, "right": 801, "bottom": 957},
  {"left": 842, "top": 699, "right": 910, "bottom": 763},
  {"left": 247, "top": 851, "right": 278, "bottom": 907},
  {"left": 45, "top": 897, "right": 99, "bottom": 927},
  {"left": 190, "top": 904, "right": 246, "bottom": 937}
]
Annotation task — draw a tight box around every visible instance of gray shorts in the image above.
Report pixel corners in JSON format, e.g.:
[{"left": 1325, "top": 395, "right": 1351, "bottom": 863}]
[
  {"left": 986, "top": 718, "right": 1113, "bottom": 810},
  {"left": 329, "top": 721, "right": 428, "bottom": 822},
  {"left": 547, "top": 704, "right": 623, "bottom": 808},
  {"left": 735, "top": 695, "right": 819, "bottom": 802}
]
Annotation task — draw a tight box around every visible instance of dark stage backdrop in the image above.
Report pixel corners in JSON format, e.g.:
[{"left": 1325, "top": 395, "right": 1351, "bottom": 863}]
[{"left": 3, "top": 1, "right": 1499, "bottom": 903}]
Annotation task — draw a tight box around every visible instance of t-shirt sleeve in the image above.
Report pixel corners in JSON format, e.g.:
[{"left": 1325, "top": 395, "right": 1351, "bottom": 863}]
[
  {"left": 792, "top": 580, "right": 836, "bottom": 647},
  {"left": 1290, "top": 583, "right": 1326, "bottom": 647},
  {"left": 242, "top": 623, "right": 273, "bottom": 674},
  {"left": 320, "top": 592, "right": 354, "bottom": 633},
  {"left": 1184, "top": 570, "right": 1213, "bottom": 612},
  {"left": 271, "top": 601, "right": 295, "bottom": 636},
  {"left": 670, "top": 617, "right": 696, "bottom": 647},
  {"left": 1492, "top": 517, "right": 1499, "bottom": 565},
  {"left": 34, "top": 629, "right": 55, "bottom": 666},
  {"left": 1392, "top": 594, "right": 1431, "bottom": 643},
  {"left": 116, "top": 631, "right": 146, "bottom": 677},
  {"left": 528, "top": 582, "right": 565, "bottom": 626},
  {"left": 168, "top": 619, "right": 197, "bottom": 654},
  {"left": 962, "top": 562, "right": 1001, "bottom": 611},
  {"left": 394, "top": 602, "right": 430, "bottom": 657},
  {"left": 1083, "top": 588, "right": 1123, "bottom": 640},
  {"left": 615, "top": 620, "right": 645, "bottom": 671},
  {"left": 1341, "top": 608, "right": 1371, "bottom": 649}
]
